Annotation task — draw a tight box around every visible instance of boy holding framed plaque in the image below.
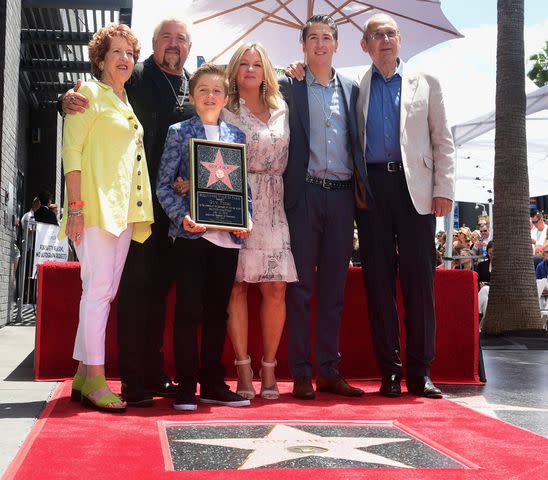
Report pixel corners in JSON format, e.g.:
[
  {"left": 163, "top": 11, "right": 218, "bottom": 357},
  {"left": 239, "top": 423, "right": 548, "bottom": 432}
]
[{"left": 156, "top": 63, "right": 252, "bottom": 411}]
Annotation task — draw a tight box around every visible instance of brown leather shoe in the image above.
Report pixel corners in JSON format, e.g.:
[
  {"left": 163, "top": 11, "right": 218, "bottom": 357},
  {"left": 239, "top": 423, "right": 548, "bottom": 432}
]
[
  {"left": 316, "top": 374, "right": 365, "bottom": 397},
  {"left": 292, "top": 376, "right": 315, "bottom": 400}
]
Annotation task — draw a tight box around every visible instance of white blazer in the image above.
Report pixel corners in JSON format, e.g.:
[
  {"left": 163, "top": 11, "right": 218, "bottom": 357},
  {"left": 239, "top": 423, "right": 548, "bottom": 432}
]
[{"left": 357, "top": 61, "right": 455, "bottom": 215}]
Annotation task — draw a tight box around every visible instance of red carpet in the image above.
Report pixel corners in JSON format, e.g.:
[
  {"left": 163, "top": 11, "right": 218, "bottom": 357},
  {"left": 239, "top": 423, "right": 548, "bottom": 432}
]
[
  {"left": 4, "top": 381, "right": 546, "bottom": 480},
  {"left": 35, "top": 263, "right": 480, "bottom": 383}
]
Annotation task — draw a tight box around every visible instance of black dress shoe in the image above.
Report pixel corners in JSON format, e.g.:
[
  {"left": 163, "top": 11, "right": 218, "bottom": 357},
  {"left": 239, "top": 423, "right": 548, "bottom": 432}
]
[
  {"left": 380, "top": 374, "right": 402, "bottom": 397},
  {"left": 121, "top": 384, "right": 154, "bottom": 407},
  {"left": 406, "top": 376, "right": 442, "bottom": 399},
  {"left": 316, "top": 374, "right": 364, "bottom": 397},
  {"left": 145, "top": 375, "right": 177, "bottom": 398},
  {"left": 292, "top": 376, "right": 315, "bottom": 400}
]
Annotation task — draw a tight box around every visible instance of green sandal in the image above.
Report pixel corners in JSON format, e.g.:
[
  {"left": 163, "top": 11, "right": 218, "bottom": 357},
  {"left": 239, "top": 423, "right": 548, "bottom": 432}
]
[
  {"left": 81, "top": 375, "right": 126, "bottom": 413},
  {"left": 71, "top": 373, "right": 85, "bottom": 402}
]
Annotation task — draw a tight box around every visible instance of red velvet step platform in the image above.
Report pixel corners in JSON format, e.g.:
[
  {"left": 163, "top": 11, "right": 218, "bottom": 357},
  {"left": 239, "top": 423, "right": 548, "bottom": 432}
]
[{"left": 34, "top": 263, "right": 480, "bottom": 383}]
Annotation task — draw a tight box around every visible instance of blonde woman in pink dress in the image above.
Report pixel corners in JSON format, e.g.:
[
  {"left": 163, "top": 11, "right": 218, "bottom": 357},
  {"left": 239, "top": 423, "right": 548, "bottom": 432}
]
[{"left": 223, "top": 43, "right": 297, "bottom": 400}]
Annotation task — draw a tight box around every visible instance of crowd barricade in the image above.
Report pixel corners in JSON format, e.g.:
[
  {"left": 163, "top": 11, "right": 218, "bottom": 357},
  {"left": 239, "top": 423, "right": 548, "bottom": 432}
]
[
  {"left": 16, "top": 220, "right": 38, "bottom": 316},
  {"left": 15, "top": 221, "right": 69, "bottom": 321}
]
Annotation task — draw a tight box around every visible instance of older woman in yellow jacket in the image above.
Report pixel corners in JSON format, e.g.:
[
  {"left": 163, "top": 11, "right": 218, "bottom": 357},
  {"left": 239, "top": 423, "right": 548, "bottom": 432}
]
[{"left": 60, "top": 24, "right": 153, "bottom": 413}]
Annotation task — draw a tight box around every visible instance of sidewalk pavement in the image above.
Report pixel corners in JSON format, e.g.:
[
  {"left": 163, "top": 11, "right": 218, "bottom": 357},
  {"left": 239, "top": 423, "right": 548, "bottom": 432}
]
[{"left": 0, "top": 323, "right": 57, "bottom": 476}]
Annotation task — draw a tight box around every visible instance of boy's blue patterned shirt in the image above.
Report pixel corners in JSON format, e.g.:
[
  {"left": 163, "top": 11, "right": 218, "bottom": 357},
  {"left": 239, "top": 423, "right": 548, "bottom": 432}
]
[{"left": 156, "top": 115, "right": 251, "bottom": 242}]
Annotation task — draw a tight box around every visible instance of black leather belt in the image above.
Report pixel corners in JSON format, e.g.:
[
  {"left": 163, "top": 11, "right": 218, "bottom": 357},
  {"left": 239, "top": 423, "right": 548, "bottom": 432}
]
[
  {"left": 305, "top": 174, "right": 352, "bottom": 190},
  {"left": 367, "top": 161, "right": 403, "bottom": 173}
]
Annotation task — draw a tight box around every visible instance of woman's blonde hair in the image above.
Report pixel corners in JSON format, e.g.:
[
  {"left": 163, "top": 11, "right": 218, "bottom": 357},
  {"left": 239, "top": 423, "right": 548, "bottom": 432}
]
[
  {"left": 458, "top": 226, "right": 472, "bottom": 242},
  {"left": 226, "top": 42, "right": 280, "bottom": 113}
]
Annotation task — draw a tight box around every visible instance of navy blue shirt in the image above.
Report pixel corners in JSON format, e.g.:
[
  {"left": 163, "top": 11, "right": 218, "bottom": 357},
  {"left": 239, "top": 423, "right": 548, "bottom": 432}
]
[
  {"left": 365, "top": 61, "right": 403, "bottom": 164},
  {"left": 536, "top": 259, "right": 548, "bottom": 279}
]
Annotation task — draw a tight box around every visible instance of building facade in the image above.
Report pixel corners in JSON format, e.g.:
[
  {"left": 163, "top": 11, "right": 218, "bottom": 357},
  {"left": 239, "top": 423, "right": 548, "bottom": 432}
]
[{"left": 0, "top": 0, "right": 132, "bottom": 326}]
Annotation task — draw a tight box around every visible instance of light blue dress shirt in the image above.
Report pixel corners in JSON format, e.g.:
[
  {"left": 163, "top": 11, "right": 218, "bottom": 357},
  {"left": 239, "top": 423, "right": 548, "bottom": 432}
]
[
  {"left": 306, "top": 69, "right": 353, "bottom": 180},
  {"left": 365, "top": 60, "right": 403, "bottom": 164}
]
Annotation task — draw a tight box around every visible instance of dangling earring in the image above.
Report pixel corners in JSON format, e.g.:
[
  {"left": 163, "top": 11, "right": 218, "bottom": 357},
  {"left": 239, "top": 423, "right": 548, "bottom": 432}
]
[
  {"left": 232, "top": 79, "right": 238, "bottom": 94},
  {"left": 261, "top": 80, "right": 267, "bottom": 99}
]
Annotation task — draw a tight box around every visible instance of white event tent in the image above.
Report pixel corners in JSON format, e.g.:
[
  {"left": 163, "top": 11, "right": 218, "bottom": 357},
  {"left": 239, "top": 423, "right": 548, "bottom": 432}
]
[
  {"left": 441, "top": 85, "right": 548, "bottom": 266},
  {"left": 451, "top": 85, "right": 548, "bottom": 204}
]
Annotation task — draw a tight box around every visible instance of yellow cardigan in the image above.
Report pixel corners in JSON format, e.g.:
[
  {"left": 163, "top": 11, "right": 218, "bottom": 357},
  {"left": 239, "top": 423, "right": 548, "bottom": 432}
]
[{"left": 59, "top": 80, "right": 153, "bottom": 243}]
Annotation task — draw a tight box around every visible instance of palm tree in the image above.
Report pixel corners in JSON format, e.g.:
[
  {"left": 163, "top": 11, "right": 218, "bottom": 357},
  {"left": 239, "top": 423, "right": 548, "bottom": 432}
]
[
  {"left": 528, "top": 40, "right": 548, "bottom": 87},
  {"left": 481, "top": 0, "right": 543, "bottom": 333}
]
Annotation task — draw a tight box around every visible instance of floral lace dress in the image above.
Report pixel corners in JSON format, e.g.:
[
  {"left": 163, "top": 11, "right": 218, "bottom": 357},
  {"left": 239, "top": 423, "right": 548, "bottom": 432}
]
[{"left": 222, "top": 98, "right": 297, "bottom": 283}]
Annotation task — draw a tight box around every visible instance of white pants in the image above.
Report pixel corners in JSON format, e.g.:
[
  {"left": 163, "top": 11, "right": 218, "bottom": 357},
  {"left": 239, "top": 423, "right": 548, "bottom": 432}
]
[
  {"left": 537, "top": 279, "right": 548, "bottom": 321},
  {"left": 73, "top": 225, "right": 133, "bottom": 365},
  {"left": 478, "top": 285, "right": 490, "bottom": 316}
]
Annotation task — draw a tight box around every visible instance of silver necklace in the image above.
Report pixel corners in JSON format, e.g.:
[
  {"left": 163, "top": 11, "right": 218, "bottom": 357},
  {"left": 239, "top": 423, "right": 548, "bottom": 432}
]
[
  {"left": 310, "top": 84, "right": 334, "bottom": 128},
  {"left": 160, "top": 70, "right": 188, "bottom": 113}
]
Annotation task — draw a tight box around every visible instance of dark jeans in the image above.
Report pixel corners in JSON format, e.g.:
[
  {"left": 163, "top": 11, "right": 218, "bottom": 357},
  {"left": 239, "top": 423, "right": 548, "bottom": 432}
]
[
  {"left": 172, "top": 237, "right": 239, "bottom": 392},
  {"left": 285, "top": 183, "right": 355, "bottom": 378}
]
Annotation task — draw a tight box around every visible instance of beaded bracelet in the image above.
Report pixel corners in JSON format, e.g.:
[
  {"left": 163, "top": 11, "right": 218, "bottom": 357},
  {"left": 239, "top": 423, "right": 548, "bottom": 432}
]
[{"left": 68, "top": 210, "right": 83, "bottom": 217}]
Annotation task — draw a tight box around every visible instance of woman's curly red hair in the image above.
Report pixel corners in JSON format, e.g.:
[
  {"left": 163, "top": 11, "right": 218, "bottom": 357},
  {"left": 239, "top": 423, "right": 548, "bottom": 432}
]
[{"left": 88, "top": 23, "right": 140, "bottom": 79}]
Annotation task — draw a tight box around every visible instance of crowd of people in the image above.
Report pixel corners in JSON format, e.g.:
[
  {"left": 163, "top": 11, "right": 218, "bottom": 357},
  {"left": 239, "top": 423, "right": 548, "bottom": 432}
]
[
  {"left": 434, "top": 210, "right": 548, "bottom": 321},
  {"left": 435, "top": 222, "right": 492, "bottom": 270},
  {"left": 58, "top": 12, "right": 457, "bottom": 413},
  {"left": 436, "top": 210, "right": 548, "bottom": 274}
]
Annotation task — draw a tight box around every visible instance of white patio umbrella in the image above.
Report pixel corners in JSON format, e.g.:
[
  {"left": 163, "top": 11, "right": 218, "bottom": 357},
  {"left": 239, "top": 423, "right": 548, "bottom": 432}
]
[{"left": 190, "top": 0, "right": 462, "bottom": 67}]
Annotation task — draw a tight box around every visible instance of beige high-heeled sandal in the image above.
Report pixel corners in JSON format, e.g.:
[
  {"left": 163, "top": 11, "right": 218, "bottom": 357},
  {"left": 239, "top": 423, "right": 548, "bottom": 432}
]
[
  {"left": 260, "top": 358, "right": 279, "bottom": 400},
  {"left": 234, "top": 355, "right": 256, "bottom": 400}
]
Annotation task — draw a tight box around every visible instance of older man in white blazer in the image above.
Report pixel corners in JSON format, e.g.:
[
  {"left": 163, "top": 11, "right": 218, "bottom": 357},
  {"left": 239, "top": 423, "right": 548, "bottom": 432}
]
[{"left": 355, "top": 13, "right": 455, "bottom": 399}]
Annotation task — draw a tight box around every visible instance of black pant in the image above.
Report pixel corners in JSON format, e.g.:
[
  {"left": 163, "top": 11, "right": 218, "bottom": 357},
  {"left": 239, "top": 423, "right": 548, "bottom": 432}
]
[
  {"left": 117, "top": 210, "right": 174, "bottom": 388},
  {"left": 173, "top": 237, "right": 239, "bottom": 392},
  {"left": 286, "top": 184, "right": 354, "bottom": 378},
  {"left": 355, "top": 168, "right": 436, "bottom": 378}
]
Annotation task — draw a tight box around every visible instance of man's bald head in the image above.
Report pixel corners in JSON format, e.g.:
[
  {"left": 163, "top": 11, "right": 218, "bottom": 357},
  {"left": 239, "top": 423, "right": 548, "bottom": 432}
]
[{"left": 362, "top": 13, "right": 398, "bottom": 39}]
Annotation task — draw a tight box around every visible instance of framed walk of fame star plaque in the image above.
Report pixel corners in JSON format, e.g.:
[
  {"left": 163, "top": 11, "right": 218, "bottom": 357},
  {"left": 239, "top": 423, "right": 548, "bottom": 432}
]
[{"left": 189, "top": 138, "right": 249, "bottom": 231}]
